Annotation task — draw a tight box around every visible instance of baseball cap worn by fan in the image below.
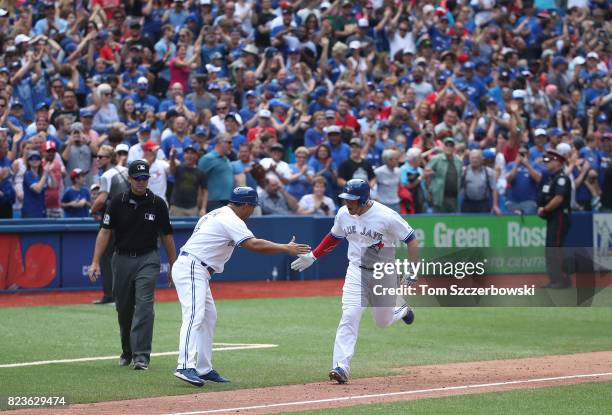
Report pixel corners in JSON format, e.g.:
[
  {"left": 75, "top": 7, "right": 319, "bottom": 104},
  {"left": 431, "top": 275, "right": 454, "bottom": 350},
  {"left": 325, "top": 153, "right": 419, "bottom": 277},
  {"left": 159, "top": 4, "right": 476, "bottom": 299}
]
[
  {"left": 142, "top": 140, "right": 159, "bottom": 151},
  {"left": 129, "top": 160, "right": 150, "bottom": 178},
  {"left": 116, "top": 144, "right": 129, "bottom": 153},
  {"left": 70, "top": 168, "right": 87, "bottom": 179}
]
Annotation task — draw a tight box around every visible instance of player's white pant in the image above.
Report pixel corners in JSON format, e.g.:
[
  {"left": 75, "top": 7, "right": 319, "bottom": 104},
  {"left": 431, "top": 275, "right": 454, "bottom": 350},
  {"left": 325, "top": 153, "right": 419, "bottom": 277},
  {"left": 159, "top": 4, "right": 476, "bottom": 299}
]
[
  {"left": 173, "top": 255, "right": 217, "bottom": 374},
  {"left": 332, "top": 263, "right": 408, "bottom": 375}
]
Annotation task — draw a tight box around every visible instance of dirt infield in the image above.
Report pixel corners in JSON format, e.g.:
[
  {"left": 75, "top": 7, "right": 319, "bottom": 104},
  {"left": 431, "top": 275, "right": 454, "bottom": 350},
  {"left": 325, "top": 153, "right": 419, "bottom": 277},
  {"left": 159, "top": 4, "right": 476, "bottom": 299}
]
[
  {"left": 9, "top": 351, "right": 612, "bottom": 415},
  {"left": 0, "top": 280, "right": 344, "bottom": 308}
]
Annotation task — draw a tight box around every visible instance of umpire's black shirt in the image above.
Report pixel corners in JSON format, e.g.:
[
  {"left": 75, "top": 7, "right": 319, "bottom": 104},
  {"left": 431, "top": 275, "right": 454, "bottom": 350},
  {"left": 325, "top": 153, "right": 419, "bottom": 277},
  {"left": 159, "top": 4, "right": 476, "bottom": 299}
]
[{"left": 102, "top": 190, "right": 173, "bottom": 254}]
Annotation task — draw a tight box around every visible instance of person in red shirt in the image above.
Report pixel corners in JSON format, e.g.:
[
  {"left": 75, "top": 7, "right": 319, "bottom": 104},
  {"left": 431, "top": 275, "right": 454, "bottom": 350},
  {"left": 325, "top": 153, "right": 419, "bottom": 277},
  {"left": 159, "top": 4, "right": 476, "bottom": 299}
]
[
  {"left": 42, "top": 141, "right": 66, "bottom": 218},
  {"left": 247, "top": 110, "right": 278, "bottom": 142},
  {"left": 335, "top": 97, "right": 360, "bottom": 135}
]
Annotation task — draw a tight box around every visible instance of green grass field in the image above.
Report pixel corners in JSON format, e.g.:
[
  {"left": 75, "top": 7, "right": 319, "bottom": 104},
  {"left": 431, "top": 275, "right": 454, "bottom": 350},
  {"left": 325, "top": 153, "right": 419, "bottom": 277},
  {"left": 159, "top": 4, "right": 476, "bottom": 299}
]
[
  {"left": 1, "top": 296, "right": 611, "bottom": 409},
  {"left": 280, "top": 381, "right": 612, "bottom": 415}
]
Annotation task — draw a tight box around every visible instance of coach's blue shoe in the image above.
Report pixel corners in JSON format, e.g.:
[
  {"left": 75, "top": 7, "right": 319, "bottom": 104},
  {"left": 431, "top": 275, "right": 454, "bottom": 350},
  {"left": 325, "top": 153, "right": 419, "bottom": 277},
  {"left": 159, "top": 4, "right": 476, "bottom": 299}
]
[
  {"left": 402, "top": 306, "right": 415, "bottom": 325},
  {"left": 329, "top": 367, "right": 348, "bottom": 384},
  {"left": 175, "top": 368, "right": 205, "bottom": 387},
  {"left": 199, "top": 369, "right": 230, "bottom": 383}
]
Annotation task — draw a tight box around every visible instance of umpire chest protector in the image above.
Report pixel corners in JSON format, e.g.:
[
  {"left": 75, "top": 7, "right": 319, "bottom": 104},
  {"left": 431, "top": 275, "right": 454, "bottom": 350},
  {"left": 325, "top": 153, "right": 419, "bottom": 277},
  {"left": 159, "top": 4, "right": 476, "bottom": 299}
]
[{"left": 538, "top": 170, "right": 571, "bottom": 216}]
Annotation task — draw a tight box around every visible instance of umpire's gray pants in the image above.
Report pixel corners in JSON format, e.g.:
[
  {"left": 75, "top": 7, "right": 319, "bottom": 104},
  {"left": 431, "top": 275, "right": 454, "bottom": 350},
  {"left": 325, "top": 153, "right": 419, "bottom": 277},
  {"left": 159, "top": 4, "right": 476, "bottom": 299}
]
[{"left": 111, "top": 250, "right": 160, "bottom": 364}]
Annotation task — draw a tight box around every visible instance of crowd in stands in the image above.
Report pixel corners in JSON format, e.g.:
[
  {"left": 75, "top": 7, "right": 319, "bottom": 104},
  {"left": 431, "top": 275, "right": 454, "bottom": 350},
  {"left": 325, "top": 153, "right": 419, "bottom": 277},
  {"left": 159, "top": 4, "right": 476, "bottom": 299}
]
[{"left": 0, "top": 0, "right": 610, "bottom": 220}]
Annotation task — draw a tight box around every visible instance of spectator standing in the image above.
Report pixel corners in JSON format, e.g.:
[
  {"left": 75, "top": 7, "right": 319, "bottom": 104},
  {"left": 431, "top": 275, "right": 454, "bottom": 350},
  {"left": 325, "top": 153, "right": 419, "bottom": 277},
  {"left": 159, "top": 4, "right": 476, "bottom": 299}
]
[
  {"left": 505, "top": 145, "right": 544, "bottom": 214},
  {"left": 141, "top": 141, "right": 170, "bottom": 204},
  {"left": 461, "top": 150, "right": 501, "bottom": 214},
  {"left": 198, "top": 134, "right": 233, "bottom": 211},
  {"left": 92, "top": 84, "right": 120, "bottom": 134},
  {"left": 297, "top": 175, "right": 336, "bottom": 217},
  {"left": 232, "top": 143, "right": 259, "bottom": 190},
  {"left": 61, "top": 169, "right": 91, "bottom": 218},
  {"left": 259, "top": 143, "right": 291, "bottom": 182},
  {"left": 285, "top": 146, "right": 314, "bottom": 201},
  {"left": 338, "top": 138, "right": 375, "bottom": 189},
  {"left": 170, "top": 144, "right": 207, "bottom": 217},
  {"left": 0, "top": 134, "right": 14, "bottom": 218},
  {"left": 375, "top": 149, "right": 401, "bottom": 213},
  {"left": 308, "top": 144, "right": 338, "bottom": 199},
  {"left": 425, "top": 137, "right": 463, "bottom": 213},
  {"left": 22, "top": 150, "right": 56, "bottom": 218},
  {"left": 399, "top": 148, "right": 425, "bottom": 214},
  {"left": 42, "top": 141, "right": 66, "bottom": 218}
]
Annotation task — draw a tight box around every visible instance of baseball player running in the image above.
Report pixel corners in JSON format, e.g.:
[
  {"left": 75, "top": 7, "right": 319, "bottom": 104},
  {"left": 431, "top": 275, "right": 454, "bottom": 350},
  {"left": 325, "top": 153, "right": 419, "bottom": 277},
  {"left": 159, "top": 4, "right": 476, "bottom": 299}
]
[
  {"left": 173, "top": 186, "right": 311, "bottom": 387},
  {"left": 291, "top": 179, "right": 419, "bottom": 384}
]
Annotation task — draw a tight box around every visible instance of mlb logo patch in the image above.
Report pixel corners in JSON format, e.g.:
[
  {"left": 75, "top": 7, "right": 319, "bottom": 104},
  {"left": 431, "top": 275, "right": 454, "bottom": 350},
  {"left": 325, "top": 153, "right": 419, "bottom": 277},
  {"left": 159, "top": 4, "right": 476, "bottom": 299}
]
[{"left": 144, "top": 213, "right": 156, "bottom": 221}]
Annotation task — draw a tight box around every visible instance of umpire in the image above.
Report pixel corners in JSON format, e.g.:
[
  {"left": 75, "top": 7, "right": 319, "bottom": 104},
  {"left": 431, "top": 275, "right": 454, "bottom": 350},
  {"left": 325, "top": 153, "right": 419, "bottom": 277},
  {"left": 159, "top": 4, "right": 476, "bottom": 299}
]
[
  {"left": 537, "top": 144, "right": 572, "bottom": 289},
  {"left": 89, "top": 160, "right": 176, "bottom": 370}
]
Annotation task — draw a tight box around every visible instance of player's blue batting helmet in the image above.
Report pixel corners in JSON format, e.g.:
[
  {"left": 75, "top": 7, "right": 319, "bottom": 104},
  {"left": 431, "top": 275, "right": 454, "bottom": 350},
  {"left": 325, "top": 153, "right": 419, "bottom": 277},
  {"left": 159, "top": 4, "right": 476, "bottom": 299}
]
[
  {"left": 338, "top": 179, "right": 370, "bottom": 206},
  {"left": 230, "top": 186, "right": 259, "bottom": 206}
]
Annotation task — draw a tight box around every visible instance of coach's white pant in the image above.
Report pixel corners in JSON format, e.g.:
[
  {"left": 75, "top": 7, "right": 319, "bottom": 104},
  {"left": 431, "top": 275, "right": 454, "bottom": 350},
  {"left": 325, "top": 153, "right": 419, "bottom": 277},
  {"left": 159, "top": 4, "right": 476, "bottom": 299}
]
[
  {"left": 173, "top": 255, "right": 217, "bottom": 374},
  {"left": 332, "top": 264, "right": 407, "bottom": 375}
]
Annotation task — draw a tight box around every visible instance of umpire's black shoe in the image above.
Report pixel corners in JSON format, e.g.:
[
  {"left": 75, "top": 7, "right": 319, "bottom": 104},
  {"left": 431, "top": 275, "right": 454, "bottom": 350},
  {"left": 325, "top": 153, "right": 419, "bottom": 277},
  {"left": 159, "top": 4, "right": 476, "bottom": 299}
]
[
  {"left": 544, "top": 280, "right": 571, "bottom": 289},
  {"left": 93, "top": 296, "right": 114, "bottom": 305},
  {"left": 119, "top": 354, "right": 132, "bottom": 367},
  {"left": 133, "top": 361, "right": 149, "bottom": 370}
]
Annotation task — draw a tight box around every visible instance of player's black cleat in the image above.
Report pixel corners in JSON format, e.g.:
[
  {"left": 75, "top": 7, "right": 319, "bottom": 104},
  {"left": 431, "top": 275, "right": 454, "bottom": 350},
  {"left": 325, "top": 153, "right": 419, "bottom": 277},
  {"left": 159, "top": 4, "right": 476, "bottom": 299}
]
[
  {"left": 402, "top": 306, "right": 415, "bottom": 325},
  {"left": 199, "top": 369, "right": 230, "bottom": 383}
]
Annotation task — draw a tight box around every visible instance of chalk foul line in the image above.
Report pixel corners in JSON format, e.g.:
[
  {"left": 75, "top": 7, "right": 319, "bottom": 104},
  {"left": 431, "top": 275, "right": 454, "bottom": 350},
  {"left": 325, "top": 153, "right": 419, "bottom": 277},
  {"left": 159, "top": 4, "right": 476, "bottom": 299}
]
[
  {"left": 166, "top": 371, "right": 612, "bottom": 415},
  {"left": 0, "top": 343, "right": 278, "bottom": 368}
]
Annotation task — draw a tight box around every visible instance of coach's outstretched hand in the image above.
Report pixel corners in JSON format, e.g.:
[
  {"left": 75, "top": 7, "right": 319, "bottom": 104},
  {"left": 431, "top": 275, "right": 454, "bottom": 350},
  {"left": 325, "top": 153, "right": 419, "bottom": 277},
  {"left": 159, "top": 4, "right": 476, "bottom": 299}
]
[
  {"left": 291, "top": 251, "right": 316, "bottom": 272},
  {"left": 287, "top": 236, "right": 312, "bottom": 257}
]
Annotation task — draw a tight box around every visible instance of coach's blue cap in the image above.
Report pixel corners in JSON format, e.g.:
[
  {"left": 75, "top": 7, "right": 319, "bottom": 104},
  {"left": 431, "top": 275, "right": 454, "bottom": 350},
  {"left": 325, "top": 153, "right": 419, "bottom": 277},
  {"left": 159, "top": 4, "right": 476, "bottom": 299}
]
[
  {"left": 139, "top": 123, "right": 152, "bottom": 133},
  {"left": 36, "top": 102, "right": 50, "bottom": 111},
  {"left": 195, "top": 125, "right": 208, "bottom": 135},
  {"left": 230, "top": 186, "right": 259, "bottom": 206},
  {"left": 245, "top": 90, "right": 257, "bottom": 98}
]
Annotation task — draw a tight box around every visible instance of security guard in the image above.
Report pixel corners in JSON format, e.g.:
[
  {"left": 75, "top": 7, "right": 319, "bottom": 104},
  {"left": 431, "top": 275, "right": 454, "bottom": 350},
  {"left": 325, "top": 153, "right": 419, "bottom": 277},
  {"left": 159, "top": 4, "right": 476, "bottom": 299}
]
[
  {"left": 537, "top": 144, "right": 572, "bottom": 289},
  {"left": 89, "top": 160, "right": 176, "bottom": 370}
]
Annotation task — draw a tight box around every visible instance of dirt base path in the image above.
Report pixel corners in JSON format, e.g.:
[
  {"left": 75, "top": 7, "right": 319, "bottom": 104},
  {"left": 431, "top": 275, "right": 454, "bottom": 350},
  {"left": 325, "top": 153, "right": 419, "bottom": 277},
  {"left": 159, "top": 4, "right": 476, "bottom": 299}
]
[
  {"left": 0, "top": 280, "right": 344, "bottom": 308},
  {"left": 11, "top": 351, "right": 612, "bottom": 415}
]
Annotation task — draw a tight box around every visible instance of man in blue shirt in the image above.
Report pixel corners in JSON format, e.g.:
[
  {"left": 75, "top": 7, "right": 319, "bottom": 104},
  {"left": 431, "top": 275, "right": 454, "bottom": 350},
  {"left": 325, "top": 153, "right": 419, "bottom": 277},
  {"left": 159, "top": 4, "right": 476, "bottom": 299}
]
[
  {"left": 61, "top": 168, "right": 91, "bottom": 218},
  {"left": 161, "top": 116, "right": 194, "bottom": 161},
  {"left": 456, "top": 61, "right": 487, "bottom": 106},
  {"left": 131, "top": 78, "right": 160, "bottom": 113},
  {"left": 529, "top": 128, "right": 549, "bottom": 164},
  {"left": 505, "top": 145, "right": 544, "bottom": 214},
  {"left": 198, "top": 134, "right": 234, "bottom": 211},
  {"left": 324, "top": 125, "right": 350, "bottom": 167}
]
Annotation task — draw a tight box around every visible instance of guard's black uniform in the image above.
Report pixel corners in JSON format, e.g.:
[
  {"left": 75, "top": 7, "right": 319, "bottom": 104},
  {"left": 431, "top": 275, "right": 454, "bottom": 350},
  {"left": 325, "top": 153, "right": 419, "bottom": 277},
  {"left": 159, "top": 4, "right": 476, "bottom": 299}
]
[
  {"left": 102, "top": 173, "right": 173, "bottom": 367},
  {"left": 538, "top": 168, "right": 572, "bottom": 287}
]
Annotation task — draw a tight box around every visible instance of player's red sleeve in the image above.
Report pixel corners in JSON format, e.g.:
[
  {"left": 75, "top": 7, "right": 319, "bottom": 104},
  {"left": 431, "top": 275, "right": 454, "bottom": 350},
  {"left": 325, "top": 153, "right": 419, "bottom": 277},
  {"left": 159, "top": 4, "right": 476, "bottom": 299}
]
[{"left": 312, "top": 233, "right": 342, "bottom": 259}]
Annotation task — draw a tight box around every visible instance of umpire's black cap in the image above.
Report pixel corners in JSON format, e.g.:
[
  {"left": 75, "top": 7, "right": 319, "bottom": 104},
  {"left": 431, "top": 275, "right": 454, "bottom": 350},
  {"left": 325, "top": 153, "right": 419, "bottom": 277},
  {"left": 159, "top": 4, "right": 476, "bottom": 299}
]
[{"left": 128, "top": 160, "right": 150, "bottom": 178}]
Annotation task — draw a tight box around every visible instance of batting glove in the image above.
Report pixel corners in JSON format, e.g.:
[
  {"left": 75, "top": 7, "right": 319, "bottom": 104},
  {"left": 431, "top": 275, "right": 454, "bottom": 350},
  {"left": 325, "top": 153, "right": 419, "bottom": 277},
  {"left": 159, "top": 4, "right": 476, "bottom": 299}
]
[{"left": 291, "top": 252, "right": 316, "bottom": 272}]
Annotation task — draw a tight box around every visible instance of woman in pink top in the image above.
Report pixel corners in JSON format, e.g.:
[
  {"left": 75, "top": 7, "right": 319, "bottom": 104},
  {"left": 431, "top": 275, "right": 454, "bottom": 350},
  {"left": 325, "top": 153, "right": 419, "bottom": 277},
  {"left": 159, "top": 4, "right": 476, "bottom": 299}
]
[{"left": 169, "top": 45, "right": 199, "bottom": 93}]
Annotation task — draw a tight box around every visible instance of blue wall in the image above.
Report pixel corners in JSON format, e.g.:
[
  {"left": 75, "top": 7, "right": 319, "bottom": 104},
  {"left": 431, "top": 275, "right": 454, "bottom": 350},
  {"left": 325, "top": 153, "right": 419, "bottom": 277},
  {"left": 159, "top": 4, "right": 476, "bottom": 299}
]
[{"left": 0, "top": 213, "right": 596, "bottom": 292}]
